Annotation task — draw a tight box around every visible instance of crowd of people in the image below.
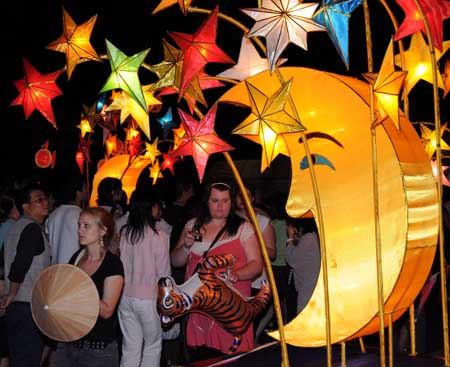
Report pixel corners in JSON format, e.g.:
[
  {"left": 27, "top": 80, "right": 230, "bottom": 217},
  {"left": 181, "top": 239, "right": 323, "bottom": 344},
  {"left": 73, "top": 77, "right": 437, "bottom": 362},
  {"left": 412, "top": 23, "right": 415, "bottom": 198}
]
[{"left": 0, "top": 173, "right": 321, "bottom": 367}]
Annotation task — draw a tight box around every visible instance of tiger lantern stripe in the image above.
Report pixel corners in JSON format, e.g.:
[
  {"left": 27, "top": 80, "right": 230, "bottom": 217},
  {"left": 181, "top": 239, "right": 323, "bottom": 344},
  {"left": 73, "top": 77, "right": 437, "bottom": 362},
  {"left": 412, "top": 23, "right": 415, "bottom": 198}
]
[{"left": 157, "top": 254, "right": 272, "bottom": 354}]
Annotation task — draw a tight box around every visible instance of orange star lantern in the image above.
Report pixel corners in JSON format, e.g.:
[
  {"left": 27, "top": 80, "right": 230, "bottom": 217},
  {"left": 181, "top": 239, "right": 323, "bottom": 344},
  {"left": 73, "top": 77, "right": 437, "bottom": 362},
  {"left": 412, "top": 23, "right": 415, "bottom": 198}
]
[
  {"left": 46, "top": 8, "right": 101, "bottom": 79},
  {"left": 171, "top": 105, "right": 234, "bottom": 182},
  {"left": 10, "top": 59, "right": 63, "bottom": 128},
  {"left": 371, "top": 39, "right": 407, "bottom": 129},
  {"left": 420, "top": 122, "right": 450, "bottom": 158},
  {"left": 149, "top": 159, "right": 164, "bottom": 185},
  {"left": 168, "top": 6, "right": 234, "bottom": 98},
  {"left": 394, "top": 33, "right": 450, "bottom": 94}
]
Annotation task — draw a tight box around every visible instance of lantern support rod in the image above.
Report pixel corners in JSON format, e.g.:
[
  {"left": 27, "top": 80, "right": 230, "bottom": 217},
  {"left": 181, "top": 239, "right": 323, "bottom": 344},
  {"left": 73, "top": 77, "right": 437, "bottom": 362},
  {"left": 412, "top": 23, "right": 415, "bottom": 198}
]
[{"left": 412, "top": 0, "right": 449, "bottom": 365}]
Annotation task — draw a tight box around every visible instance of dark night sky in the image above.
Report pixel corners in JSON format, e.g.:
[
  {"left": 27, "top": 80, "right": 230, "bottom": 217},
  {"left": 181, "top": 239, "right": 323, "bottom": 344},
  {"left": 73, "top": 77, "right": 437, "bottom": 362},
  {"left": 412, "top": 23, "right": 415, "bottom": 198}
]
[{"left": 0, "top": 0, "right": 448, "bottom": 191}]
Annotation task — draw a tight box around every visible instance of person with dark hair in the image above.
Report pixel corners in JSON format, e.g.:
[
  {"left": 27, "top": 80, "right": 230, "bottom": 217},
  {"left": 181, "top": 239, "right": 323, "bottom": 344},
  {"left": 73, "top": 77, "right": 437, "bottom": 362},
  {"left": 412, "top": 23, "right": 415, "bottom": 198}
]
[
  {"left": 97, "top": 177, "right": 124, "bottom": 219},
  {"left": 171, "top": 182, "right": 262, "bottom": 359},
  {"left": 46, "top": 175, "right": 88, "bottom": 265},
  {"left": 286, "top": 217, "right": 321, "bottom": 313},
  {"left": 0, "top": 191, "right": 20, "bottom": 367},
  {"left": 52, "top": 207, "right": 124, "bottom": 367},
  {"left": 118, "top": 189, "right": 170, "bottom": 367},
  {"left": 1, "top": 183, "right": 51, "bottom": 367}
]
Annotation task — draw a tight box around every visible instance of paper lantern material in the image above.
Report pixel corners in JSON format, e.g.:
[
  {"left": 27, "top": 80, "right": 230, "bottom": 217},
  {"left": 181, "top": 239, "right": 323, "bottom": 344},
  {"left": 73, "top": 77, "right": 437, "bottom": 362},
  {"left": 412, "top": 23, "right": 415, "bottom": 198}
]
[
  {"left": 31, "top": 264, "right": 99, "bottom": 342},
  {"left": 219, "top": 67, "right": 438, "bottom": 346}
]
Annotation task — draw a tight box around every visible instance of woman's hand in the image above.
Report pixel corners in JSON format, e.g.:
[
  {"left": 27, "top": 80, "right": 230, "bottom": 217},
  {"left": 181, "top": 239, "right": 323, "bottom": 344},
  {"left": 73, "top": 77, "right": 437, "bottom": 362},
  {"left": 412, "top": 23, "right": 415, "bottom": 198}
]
[
  {"left": 228, "top": 271, "right": 240, "bottom": 283},
  {"left": 184, "top": 230, "right": 196, "bottom": 250}
]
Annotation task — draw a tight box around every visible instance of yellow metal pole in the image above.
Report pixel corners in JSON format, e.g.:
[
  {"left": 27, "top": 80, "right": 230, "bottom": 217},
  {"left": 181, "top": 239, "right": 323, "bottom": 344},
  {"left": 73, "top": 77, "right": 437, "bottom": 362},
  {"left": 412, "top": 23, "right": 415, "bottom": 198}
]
[
  {"left": 341, "top": 342, "right": 347, "bottom": 367},
  {"left": 369, "top": 84, "right": 386, "bottom": 367},
  {"left": 409, "top": 304, "right": 416, "bottom": 356},
  {"left": 412, "top": 1, "right": 449, "bottom": 365}
]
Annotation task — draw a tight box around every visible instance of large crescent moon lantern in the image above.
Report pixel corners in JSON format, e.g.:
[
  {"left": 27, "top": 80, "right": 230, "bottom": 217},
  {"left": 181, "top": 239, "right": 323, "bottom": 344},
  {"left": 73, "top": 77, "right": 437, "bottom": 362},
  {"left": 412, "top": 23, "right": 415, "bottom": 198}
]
[{"left": 218, "top": 67, "right": 438, "bottom": 346}]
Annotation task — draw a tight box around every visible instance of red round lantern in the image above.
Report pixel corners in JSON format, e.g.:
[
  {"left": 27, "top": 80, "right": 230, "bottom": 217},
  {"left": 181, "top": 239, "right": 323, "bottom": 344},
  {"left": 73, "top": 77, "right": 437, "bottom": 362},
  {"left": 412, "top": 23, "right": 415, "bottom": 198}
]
[{"left": 35, "top": 149, "right": 53, "bottom": 169}]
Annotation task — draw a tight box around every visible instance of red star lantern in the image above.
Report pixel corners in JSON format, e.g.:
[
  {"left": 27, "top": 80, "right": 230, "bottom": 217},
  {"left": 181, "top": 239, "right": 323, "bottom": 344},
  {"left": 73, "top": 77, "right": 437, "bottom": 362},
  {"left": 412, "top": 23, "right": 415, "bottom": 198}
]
[
  {"left": 78, "top": 137, "right": 92, "bottom": 164},
  {"left": 129, "top": 132, "right": 143, "bottom": 161},
  {"left": 10, "top": 59, "right": 63, "bottom": 128},
  {"left": 168, "top": 6, "right": 233, "bottom": 98},
  {"left": 162, "top": 148, "right": 179, "bottom": 175},
  {"left": 171, "top": 105, "right": 234, "bottom": 182},
  {"left": 394, "top": 0, "right": 450, "bottom": 51}
]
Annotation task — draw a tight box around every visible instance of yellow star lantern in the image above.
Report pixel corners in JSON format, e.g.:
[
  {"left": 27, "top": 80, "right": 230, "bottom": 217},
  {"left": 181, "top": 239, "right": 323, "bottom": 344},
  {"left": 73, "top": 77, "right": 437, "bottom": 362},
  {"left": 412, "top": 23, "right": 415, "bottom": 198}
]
[
  {"left": 420, "top": 122, "right": 450, "bottom": 158},
  {"left": 106, "top": 91, "right": 151, "bottom": 140},
  {"left": 443, "top": 58, "right": 450, "bottom": 97},
  {"left": 46, "top": 8, "right": 101, "bottom": 79},
  {"left": 172, "top": 124, "right": 186, "bottom": 150},
  {"left": 371, "top": 39, "right": 407, "bottom": 129},
  {"left": 143, "top": 138, "right": 162, "bottom": 163},
  {"left": 149, "top": 160, "right": 164, "bottom": 185},
  {"left": 125, "top": 126, "right": 140, "bottom": 141},
  {"left": 77, "top": 119, "right": 92, "bottom": 138},
  {"left": 232, "top": 79, "right": 305, "bottom": 172},
  {"left": 394, "top": 32, "right": 450, "bottom": 95}
]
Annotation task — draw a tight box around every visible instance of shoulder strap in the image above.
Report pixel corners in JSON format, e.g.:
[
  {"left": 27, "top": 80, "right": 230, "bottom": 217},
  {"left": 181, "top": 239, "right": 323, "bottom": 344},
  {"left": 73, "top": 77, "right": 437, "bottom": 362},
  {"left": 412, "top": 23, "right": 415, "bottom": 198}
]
[
  {"left": 73, "top": 249, "right": 86, "bottom": 266},
  {"left": 201, "top": 225, "right": 227, "bottom": 259}
]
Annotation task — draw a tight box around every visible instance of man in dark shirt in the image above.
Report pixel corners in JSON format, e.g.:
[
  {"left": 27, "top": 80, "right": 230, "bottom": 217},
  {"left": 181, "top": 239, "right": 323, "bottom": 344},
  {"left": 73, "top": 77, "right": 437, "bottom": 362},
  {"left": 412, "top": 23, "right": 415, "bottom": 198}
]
[{"left": 1, "top": 184, "right": 51, "bottom": 367}]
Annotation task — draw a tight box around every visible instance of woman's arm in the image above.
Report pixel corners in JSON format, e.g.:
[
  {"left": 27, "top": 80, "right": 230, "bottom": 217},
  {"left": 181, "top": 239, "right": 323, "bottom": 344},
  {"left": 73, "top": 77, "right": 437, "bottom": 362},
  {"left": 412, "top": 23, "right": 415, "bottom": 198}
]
[
  {"left": 262, "top": 222, "right": 276, "bottom": 261},
  {"left": 171, "top": 226, "right": 195, "bottom": 268},
  {"left": 228, "top": 231, "right": 263, "bottom": 283},
  {"left": 99, "top": 275, "right": 124, "bottom": 319}
]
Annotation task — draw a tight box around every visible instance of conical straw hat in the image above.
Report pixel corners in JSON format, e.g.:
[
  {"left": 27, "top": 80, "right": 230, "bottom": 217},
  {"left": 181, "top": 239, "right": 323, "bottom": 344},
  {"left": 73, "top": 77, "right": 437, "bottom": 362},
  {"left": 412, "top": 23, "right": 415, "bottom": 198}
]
[{"left": 31, "top": 264, "right": 99, "bottom": 342}]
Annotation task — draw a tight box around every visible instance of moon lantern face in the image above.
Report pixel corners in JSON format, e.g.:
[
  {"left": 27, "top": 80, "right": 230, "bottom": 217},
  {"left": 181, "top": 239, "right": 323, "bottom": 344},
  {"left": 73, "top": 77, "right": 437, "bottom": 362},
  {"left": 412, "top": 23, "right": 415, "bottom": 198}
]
[{"left": 219, "top": 67, "right": 438, "bottom": 346}]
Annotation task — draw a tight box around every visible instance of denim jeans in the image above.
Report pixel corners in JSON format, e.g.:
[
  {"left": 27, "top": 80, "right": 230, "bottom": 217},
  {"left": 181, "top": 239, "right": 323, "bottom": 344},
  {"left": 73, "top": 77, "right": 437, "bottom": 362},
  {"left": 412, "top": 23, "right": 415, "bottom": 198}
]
[
  {"left": 52, "top": 340, "right": 119, "bottom": 367},
  {"left": 6, "top": 302, "right": 45, "bottom": 367}
]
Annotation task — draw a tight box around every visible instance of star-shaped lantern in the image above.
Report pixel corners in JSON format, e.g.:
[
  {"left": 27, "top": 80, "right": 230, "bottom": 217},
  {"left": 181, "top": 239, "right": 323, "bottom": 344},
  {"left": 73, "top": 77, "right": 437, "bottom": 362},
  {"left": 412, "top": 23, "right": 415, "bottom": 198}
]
[
  {"left": 232, "top": 79, "right": 304, "bottom": 172},
  {"left": 394, "top": 32, "right": 450, "bottom": 94},
  {"left": 443, "top": 58, "right": 450, "bottom": 97},
  {"left": 168, "top": 6, "right": 234, "bottom": 98},
  {"left": 420, "top": 122, "right": 450, "bottom": 158},
  {"left": 370, "top": 39, "right": 407, "bottom": 129},
  {"left": 157, "top": 107, "right": 177, "bottom": 138},
  {"left": 147, "top": 40, "right": 223, "bottom": 112},
  {"left": 143, "top": 138, "right": 162, "bottom": 163},
  {"left": 106, "top": 91, "right": 151, "bottom": 140},
  {"left": 100, "top": 40, "right": 150, "bottom": 112},
  {"left": 152, "top": 0, "right": 196, "bottom": 14},
  {"left": 394, "top": 0, "right": 450, "bottom": 52},
  {"left": 77, "top": 103, "right": 97, "bottom": 138},
  {"left": 171, "top": 105, "right": 234, "bottom": 182},
  {"left": 78, "top": 136, "right": 92, "bottom": 164},
  {"left": 128, "top": 131, "right": 143, "bottom": 160},
  {"left": 216, "top": 36, "right": 287, "bottom": 81},
  {"left": 172, "top": 123, "right": 186, "bottom": 150},
  {"left": 46, "top": 8, "right": 101, "bottom": 79},
  {"left": 313, "top": 0, "right": 364, "bottom": 69},
  {"left": 10, "top": 59, "right": 63, "bottom": 128},
  {"left": 149, "top": 159, "right": 164, "bottom": 185},
  {"left": 242, "top": 0, "right": 325, "bottom": 71},
  {"left": 162, "top": 148, "right": 179, "bottom": 175}
]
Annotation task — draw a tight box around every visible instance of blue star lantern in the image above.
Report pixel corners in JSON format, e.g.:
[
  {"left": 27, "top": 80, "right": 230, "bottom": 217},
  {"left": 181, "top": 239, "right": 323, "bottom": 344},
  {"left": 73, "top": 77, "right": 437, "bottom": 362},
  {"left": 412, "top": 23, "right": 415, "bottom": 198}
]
[
  {"left": 157, "top": 107, "right": 177, "bottom": 138},
  {"left": 314, "top": 0, "right": 364, "bottom": 69}
]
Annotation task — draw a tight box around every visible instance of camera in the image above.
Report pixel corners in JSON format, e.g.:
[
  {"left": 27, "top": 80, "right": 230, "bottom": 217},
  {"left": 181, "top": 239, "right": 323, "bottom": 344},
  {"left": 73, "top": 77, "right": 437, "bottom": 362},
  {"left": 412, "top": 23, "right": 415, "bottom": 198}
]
[{"left": 194, "top": 233, "right": 203, "bottom": 242}]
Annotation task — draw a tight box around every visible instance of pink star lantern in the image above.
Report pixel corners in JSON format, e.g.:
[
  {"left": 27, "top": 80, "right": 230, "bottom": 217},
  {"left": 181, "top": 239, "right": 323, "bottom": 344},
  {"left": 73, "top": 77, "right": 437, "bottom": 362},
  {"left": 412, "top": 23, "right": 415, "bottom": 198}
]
[
  {"left": 168, "top": 6, "right": 234, "bottom": 98},
  {"left": 10, "top": 59, "right": 63, "bottom": 128},
  {"left": 394, "top": 0, "right": 450, "bottom": 51},
  {"left": 171, "top": 104, "right": 234, "bottom": 182}
]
